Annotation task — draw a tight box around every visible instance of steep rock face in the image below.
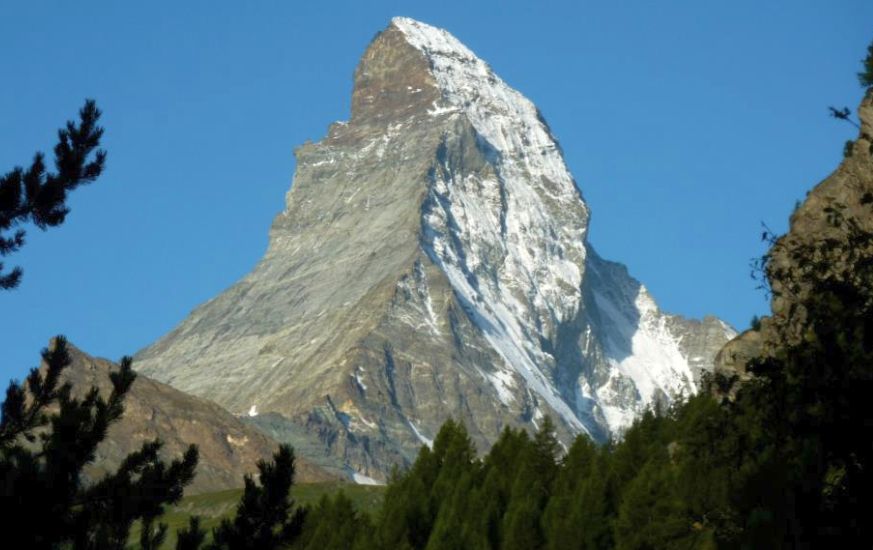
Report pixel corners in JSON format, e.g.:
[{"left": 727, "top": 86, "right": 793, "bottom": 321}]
[
  {"left": 715, "top": 91, "right": 873, "bottom": 384},
  {"left": 137, "top": 18, "right": 734, "bottom": 480},
  {"left": 59, "top": 344, "right": 334, "bottom": 494}
]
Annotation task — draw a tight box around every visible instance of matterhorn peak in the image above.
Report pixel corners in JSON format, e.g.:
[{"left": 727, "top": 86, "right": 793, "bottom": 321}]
[{"left": 136, "top": 18, "right": 735, "bottom": 481}]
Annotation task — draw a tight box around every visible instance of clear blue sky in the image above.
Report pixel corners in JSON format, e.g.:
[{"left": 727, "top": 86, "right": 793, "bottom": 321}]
[{"left": 1, "top": 1, "right": 871, "bottom": 381}]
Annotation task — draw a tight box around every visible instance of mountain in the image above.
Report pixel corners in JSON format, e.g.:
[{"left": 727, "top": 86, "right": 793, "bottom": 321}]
[
  {"left": 59, "top": 343, "right": 335, "bottom": 494},
  {"left": 135, "top": 17, "right": 735, "bottom": 481},
  {"left": 715, "top": 91, "right": 873, "bottom": 387}
]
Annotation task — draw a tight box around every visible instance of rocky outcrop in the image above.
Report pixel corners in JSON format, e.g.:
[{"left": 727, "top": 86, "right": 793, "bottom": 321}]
[
  {"left": 715, "top": 90, "right": 873, "bottom": 385},
  {"left": 136, "top": 18, "right": 734, "bottom": 480},
  {"left": 60, "top": 344, "right": 334, "bottom": 494}
]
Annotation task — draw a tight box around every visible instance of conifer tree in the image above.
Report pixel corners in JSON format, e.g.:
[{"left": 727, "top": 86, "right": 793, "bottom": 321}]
[
  {"left": 474, "top": 427, "right": 530, "bottom": 549},
  {"left": 0, "top": 337, "right": 199, "bottom": 549},
  {"left": 208, "top": 444, "right": 306, "bottom": 549},
  {"left": 426, "top": 465, "right": 481, "bottom": 550},
  {"left": 733, "top": 201, "right": 873, "bottom": 544},
  {"left": 0, "top": 100, "right": 106, "bottom": 289},
  {"left": 377, "top": 451, "right": 435, "bottom": 549},
  {"left": 1, "top": 104, "right": 202, "bottom": 548},
  {"left": 176, "top": 517, "right": 207, "bottom": 550},
  {"left": 501, "top": 418, "right": 559, "bottom": 550},
  {"left": 295, "top": 492, "right": 374, "bottom": 550},
  {"left": 859, "top": 38, "right": 873, "bottom": 88},
  {"left": 613, "top": 460, "right": 691, "bottom": 550},
  {"left": 374, "top": 420, "right": 480, "bottom": 549},
  {"left": 543, "top": 437, "right": 612, "bottom": 550}
]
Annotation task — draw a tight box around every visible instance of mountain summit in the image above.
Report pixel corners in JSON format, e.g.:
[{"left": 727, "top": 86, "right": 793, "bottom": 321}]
[{"left": 136, "top": 18, "right": 734, "bottom": 480}]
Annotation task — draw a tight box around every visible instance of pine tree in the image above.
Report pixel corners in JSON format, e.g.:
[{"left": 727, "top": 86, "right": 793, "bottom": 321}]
[
  {"left": 208, "top": 444, "right": 306, "bottom": 549},
  {"left": 0, "top": 100, "right": 106, "bottom": 289},
  {"left": 425, "top": 469, "right": 480, "bottom": 550},
  {"left": 428, "top": 419, "right": 479, "bottom": 511},
  {"left": 1, "top": 104, "right": 202, "bottom": 547},
  {"left": 543, "top": 436, "right": 611, "bottom": 550},
  {"left": 374, "top": 419, "right": 480, "bottom": 549},
  {"left": 501, "top": 418, "right": 560, "bottom": 550},
  {"left": 608, "top": 409, "right": 669, "bottom": 493},
  {"left": 0, "top": 337, "right": 199, "bottom": 549},
  {"left": 176, "top": 517, "right": 207, "bottom": 550},
  {"left": 613, "top": 460, "right": 696, "bottom": 550},
  {"left": 295, "top": 492, "right": 374, "bottom": 550},
  {"left": 377, "top": 454, "right": 435, "bottom": 549},
  {"left": 475, "top": 427, "right": 530, "bottom": 549},
  {"left": 734, "top": 201, "right": 873, "bottom": 544},
  {"left": 859, "top": 38, "right": 873, "bottom": 88}
]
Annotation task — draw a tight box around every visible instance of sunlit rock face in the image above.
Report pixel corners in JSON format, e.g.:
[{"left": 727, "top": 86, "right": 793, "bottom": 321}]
[{"left": 136, "top": 18, "right": 734, "bottom": 481}]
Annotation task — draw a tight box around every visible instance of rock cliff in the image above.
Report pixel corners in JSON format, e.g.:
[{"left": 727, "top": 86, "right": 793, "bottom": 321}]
[{"left": 715, "top": 90, "right": 873, "bottom": 387}]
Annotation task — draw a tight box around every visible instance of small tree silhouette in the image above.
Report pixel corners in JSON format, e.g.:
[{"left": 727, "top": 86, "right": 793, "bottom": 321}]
[
  {"left": 207, "top": 445, "right": 305, "bottom": 549},
  {"left": 828, "top": 106, "right": 860, "bottom": 129},
  {"left": 859, "top": 39, "right": 873, "bottom": 88}
]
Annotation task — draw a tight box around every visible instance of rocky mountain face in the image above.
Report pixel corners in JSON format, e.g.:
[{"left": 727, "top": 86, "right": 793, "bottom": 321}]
[
  {"left": 59, "top": 343, "right": 334, "bottom": 494},
  {"left": 715, "top": 91, "right": 873, "bottom": 385},
  {"left": 136, "top": 18, "right": 735, "bottom": 481}
]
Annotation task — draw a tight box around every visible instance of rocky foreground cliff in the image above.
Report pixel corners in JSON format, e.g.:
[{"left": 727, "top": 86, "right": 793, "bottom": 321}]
[
  {"left": 716, "top": 91, "right": 873, "bottom": 384},
  {"left": 136, "top": 18, "right": 734, "bottom": 481}
]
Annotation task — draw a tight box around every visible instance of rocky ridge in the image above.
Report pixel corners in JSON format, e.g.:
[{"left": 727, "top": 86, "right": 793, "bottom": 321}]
[
  {"left": 715, "top": 91, "right": 873, "bottom": 384},
  {"left": 59, "top": 343, "right": 334, "bottom": 494},
  {"left": 136, "top": 18, "right": 735, "bottom": 480}
]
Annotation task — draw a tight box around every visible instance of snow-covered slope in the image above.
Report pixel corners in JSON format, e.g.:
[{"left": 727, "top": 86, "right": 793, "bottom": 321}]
[
  {"left": 395, "top": 17, "right": 734, "bottom": 435},
  {"left": 395, "top": 18, "right": 590, "bottom": 433},
  {"left": 136, "top": 17, "right": 735, "bottom": 480}
]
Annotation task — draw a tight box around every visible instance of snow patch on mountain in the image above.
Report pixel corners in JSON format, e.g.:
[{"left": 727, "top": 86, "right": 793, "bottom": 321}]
[
  {"left": 393, "top": 17, "right": 585, "bottom": 207},
  {"left": 349, "top": 469, "right": 384, "bottom": 486},
  {"left": 397, "top": 16, "right": 732, "bottom": 439},
  {"left": 400, "top": 16, "right": 590, "bottom": 433},
  {"left": 407, "top": 420, "right": 434, "bottom": 448},
  {"left": 592, "top": 286, "right": 696, "bottom": 432}
]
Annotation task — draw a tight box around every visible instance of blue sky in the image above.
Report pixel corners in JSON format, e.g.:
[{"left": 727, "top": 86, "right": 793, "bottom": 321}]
[{"left": 1, "top": 1, "right": 871, "bottom": 380}]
